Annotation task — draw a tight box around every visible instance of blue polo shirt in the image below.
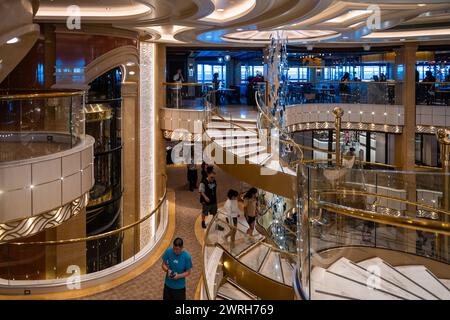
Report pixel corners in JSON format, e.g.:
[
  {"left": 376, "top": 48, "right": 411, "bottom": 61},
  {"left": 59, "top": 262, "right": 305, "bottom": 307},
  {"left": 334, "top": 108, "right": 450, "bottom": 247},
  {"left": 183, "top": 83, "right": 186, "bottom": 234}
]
[{"left": 162, "top": 248, "right": 193, "bottom": 289}]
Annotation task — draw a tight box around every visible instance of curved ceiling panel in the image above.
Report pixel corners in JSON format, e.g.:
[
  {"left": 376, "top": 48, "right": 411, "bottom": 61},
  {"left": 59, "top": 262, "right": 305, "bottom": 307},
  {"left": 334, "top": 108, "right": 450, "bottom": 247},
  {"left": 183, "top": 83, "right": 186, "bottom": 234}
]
[
  {"left": 222, "top": 30, "right": 340, "bottom": 44},
  {"left": 200, "top": 0, "right": 256, "bottom": 23}
]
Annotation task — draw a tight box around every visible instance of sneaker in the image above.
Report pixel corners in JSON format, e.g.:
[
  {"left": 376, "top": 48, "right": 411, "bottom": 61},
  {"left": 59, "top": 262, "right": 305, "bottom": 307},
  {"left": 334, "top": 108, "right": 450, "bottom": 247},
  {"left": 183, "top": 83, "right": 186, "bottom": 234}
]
[{"left": 202, "top": 221, "right": 207, "bottom": 229}]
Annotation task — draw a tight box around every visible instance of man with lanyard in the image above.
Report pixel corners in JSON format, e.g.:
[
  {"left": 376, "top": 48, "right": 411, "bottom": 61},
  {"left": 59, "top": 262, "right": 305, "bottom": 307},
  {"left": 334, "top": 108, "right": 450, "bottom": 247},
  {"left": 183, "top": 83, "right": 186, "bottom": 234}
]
[
  {"left": 199, "top": 166, "right": 217, "bottom": 229},
  {"left": 162, "top": 238, "right": 192, "bottom": 300}
]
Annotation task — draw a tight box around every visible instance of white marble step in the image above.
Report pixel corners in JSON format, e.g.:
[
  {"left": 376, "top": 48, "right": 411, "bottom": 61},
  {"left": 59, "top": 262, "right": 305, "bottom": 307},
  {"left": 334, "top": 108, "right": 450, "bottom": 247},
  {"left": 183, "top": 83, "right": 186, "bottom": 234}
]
[
  {"left": 215, "top": 138, "right": 261, "bottom": 149},
  {"left": 260, "top": 251, "right": 284, "bottom": 283},
  {"left": 395, "top": 265, "right": 450, "bottom": 300},
  {"left": 358, "top": 258, "right": 438, "bottom": 300},
  {"left": 217, "top": 282, "right": 255, "bottom": 300},
  {"left": 440, "top": 279, "right": 450, "bottom": 289},
  {"left": 247, "top": 153, "right": 272, "bottom": 165},
  {"left": 217, "top": 279, "right": 257, "bottom": 300},
  {"left": 206, "top": 129, "right": 258, "bottom": 139},
  {"left": 235, "top": 146, "right": 267, "bottom": 158},
  {"left": 207, "top": 122, "right": 257, "bottom": 130},
  {"left": 327, "top": 258, "right": 420, "bottom": 300},
  {"left": 310, "top": 267, "right": 403, "bottom": 300},
  {"left": 281, "top": 258, "right": 294, "bottom": 286},
  {"left": 240, "top": 244, "right": 270, "bottom": 272}
]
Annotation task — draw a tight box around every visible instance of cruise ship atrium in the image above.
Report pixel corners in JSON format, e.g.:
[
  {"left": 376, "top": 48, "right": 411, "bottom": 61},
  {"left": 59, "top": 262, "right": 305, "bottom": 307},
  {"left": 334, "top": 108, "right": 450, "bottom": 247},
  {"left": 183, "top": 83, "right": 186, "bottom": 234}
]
[{"left": 0, "top": 0, "right": 450, "bottom": 302}]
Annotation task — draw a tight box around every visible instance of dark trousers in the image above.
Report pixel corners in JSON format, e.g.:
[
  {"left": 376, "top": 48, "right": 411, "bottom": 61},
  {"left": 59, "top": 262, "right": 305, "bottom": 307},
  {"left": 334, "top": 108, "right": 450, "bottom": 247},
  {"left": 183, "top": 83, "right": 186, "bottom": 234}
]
[
  {"left": 163, "top": 284, "right": 186, "bottom": 300},
  {"left": 187, "top": 170, "right": 198, "bottom": 191}
]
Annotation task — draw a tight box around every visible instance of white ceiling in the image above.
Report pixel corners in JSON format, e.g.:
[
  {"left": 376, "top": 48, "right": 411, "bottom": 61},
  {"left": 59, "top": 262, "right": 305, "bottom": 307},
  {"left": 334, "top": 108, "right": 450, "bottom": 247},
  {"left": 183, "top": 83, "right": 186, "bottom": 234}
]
[{"left": 34, "top": 0, "right": 450, "bottom": 47}]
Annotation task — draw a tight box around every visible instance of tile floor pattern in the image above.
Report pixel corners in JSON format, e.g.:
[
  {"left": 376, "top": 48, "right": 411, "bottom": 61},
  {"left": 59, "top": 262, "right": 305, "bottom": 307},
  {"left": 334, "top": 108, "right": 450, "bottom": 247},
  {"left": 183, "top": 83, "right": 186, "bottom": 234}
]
[{"left": 81, "top": 165, "right": 242, "bottom": 300}]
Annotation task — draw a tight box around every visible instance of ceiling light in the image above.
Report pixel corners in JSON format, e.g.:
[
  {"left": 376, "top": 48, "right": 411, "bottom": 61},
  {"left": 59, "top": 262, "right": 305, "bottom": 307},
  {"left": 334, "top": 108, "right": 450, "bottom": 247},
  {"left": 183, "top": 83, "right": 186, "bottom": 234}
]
[
  {"left": 6, "top": 37, "right": 19, "bottom": 44},
  {"left": 236, "top": 28, "right": 244, "bottom": 31},
  {"left": 418, "top": 3, "right": 426, "bottom": 7},
  {"left": 326, "top": 10, "right": 372, "bottom": 24},
  {"left": 129, "top": 71, "right": 136, "bottom": 76},
  {"left": 126, "top": 62, "right": 135, "bottom": 67},
  {"left": 216, "top": 8, "right": 225, "bottom": 12}
]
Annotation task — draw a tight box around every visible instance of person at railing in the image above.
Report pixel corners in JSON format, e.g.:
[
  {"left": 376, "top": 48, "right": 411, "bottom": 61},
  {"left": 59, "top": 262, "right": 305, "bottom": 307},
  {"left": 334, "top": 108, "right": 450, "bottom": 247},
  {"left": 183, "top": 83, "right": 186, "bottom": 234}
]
[
  {"left": 243, "top": 187, "right": 259, "bottom": 237},
  {"left": 339, "top": 72, "right": 351, "bottom": 103},
  {"left": 423, "top": 70, "right": 436, "bottom": 105},
  {"left": 187, "top": 159, "right": 198, "bottom": 192},
  {"left": 172, "top": 69, "right": 185, "bottom": 108},
  {"left": 223, "top": 189, "right": 240, "bottom": 249},
  {"left": 199, "top": 166, "right": 218, "bottom": 229},
  {"left": 162, "top": 237, "right": 193, "bottom": 301}
]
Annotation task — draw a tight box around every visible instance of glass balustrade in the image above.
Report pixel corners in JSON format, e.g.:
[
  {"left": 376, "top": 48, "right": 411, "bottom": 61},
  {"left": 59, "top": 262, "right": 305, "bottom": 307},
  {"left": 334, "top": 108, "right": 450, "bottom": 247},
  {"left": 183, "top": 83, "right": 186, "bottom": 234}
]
[
  {"left": 416, "top": 82, "right": 450, "bottom": 106},
  {"left": 296, "top": 163, "right": 450, "bottom": 299},
  {"left": 0, "top": 90, "right": 85, "bottom": 162},
  {"left": 0, "top": 176, "right": 168, "bottom": 283},
  {"left": 163, "top": 82, "right": 216, "bottom": 109}
]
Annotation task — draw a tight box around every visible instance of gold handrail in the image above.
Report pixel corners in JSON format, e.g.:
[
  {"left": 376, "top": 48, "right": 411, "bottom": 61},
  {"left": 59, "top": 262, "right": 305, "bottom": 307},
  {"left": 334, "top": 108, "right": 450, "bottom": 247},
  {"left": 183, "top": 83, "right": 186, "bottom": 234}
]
[
  {"left": 315, "top": 189, "right": 450, "bottom": 217},
  {"left": 0, "top": 90, "right": 84, "bottom": 101},
  {"left": 1, "top": 175, "right": 168, "bottom": 246},
  {"left": 316, "top": 200, "right": 450, "bottom": 236},
  {"left": 162, "top": 82, "right": 213, "bottom": 86}
]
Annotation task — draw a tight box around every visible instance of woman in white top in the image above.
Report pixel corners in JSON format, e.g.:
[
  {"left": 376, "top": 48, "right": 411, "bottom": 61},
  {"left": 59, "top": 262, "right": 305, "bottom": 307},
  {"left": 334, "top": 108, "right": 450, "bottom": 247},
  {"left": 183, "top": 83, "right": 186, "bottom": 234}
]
[{"left": 223, "top": 189, "right": 240, "bottom": 247}]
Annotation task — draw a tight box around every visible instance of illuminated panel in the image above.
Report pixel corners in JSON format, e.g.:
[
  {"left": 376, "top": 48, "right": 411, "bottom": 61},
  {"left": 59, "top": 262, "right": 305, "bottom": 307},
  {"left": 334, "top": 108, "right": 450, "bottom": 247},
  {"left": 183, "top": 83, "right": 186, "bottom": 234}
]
[
  {"left": 222, "top": 30, "right": 340, "bottom": 43},
  {"left": 326, "top": 10, "right": 373, "bottom": 23},
  {"left": 363, "top": 28, "right": 450, "bottom": 38},
  {"left": 201, "top": 0, "right": 256, "bottom": 23},
  {"left": 139, "top": 41, "right": 156, "bottom": 247},
  {"left": 37, "top": 3, "right": 151, "bottom": 18}
]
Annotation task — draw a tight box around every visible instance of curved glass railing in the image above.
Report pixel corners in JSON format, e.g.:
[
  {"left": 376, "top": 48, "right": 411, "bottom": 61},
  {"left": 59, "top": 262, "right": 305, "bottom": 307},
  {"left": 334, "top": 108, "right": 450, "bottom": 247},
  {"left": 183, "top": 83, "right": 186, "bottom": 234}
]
[
  {"left": 0, "top": 175, "right": 168, "bottom": 284},
  {"left": 0, "top": 89, "right": 85, "bottom": 161},
  {"left": 296, "top": 163, "right": 450, "bottom": 300}
]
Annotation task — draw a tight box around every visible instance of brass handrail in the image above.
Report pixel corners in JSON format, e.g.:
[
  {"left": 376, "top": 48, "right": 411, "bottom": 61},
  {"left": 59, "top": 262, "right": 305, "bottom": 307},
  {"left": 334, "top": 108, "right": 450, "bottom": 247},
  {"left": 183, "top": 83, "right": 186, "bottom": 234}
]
[
  {"left": 316, "top": 200, "right": 450, "bottom": 236},
  {"left": 1, "top": 174, "right": 168, "bottom": 246},
  {"left": 0, "top": 90, "right": 84, "bottom": 101},
  {"left": 162, "top": 82, "right": 213, "bottom": 86},
  {"left": 316, "top": 189, "right": 450, "bottom": 217}
]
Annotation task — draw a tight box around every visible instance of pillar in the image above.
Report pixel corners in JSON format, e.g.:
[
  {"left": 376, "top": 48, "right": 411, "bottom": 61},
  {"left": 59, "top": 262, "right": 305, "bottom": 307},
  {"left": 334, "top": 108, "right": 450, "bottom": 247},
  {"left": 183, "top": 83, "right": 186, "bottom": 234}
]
[
  {"left": 394, "top": 43, "right": 418, "bottom": 253},
  {"left": 121, "top": 81, "right": 140, "bottom": 259}
]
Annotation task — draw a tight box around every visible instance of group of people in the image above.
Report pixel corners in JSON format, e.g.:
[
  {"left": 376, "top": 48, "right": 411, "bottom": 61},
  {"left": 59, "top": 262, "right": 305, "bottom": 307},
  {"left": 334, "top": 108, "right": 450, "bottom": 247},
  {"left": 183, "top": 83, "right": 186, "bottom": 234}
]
[{"left": 163, "top": 162, "right": 260, "bottom": 300}]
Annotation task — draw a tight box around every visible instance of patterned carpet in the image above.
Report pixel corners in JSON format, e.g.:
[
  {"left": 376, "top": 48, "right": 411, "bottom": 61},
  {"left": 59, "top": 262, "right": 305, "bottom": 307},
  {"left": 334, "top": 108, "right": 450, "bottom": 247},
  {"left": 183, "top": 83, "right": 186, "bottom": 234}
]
[{"left": 82, "top": 165, "right": 241, "bottom": 300}]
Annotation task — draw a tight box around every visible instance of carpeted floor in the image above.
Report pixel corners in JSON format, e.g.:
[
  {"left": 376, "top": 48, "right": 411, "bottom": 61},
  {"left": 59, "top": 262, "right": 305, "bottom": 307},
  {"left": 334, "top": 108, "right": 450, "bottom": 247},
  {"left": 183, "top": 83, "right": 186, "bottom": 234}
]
[{"left": 82, "top": 165, "right": 242, "bottom": 300}]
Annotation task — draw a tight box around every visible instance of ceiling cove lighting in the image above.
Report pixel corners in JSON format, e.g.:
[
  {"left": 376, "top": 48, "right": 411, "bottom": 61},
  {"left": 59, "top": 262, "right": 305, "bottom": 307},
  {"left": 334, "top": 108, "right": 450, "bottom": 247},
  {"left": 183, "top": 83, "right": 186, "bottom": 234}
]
[
  {"left": 363, "top": 28, "right": 450, "bottom": 39},
  {"left": 326, "top": 10, "right": 373, "bottom": 24},
  {"left": 202, "top": 0, "right": 256, "bottom": 23}
]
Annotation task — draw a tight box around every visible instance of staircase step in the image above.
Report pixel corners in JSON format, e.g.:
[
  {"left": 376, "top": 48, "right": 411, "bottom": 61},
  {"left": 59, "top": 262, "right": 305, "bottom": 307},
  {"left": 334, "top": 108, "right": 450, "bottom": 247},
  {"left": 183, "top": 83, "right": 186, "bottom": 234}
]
[
  {"left": 207, "top": 130, "right": 258, "bottom": 139},
  {"left": 207, "top": 122, "right": 257, "bottom": 130},
  {"left": 310, "top": 266, "right": 404, "bottom": 300},
  {"left": 395, "top": 265, "right": 450, "bottom": 300},
  {"left": 281, "top": 258, "right": 294, "bottom": 286},
  {"left": 247, "top": 153, "right": 272, "bottom": 165},
  {"left": 260, "top": 251, "right": 284, "bottom": 283},
  {"left": 240, "top": 244, "right": 270, "bottom": 272},
  {"left": 328, "top": 258, "right": 422, "bottom": 300},
  {"left": 235, "top": 146, "right": 267, "bottom": 158},
  {"left": 358, "top": 257, "right": 439, "bottom": 300},
  {"left": 217, "top": 278, "right": 258, "bottom": 300},
  {"left": 216, "top": 138, "right": 261, "bottom": 149}
]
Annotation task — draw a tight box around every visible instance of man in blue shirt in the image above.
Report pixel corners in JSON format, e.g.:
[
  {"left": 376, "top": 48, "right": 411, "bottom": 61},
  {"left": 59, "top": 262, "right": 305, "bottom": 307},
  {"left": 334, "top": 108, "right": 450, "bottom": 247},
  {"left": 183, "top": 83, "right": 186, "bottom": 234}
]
[{"left": 162, "top": 238, "right": 193, "bottom": 300}]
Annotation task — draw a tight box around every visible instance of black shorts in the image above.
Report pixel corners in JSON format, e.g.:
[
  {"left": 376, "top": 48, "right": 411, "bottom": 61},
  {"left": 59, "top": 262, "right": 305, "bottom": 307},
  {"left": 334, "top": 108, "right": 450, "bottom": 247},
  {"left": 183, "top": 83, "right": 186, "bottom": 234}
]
[
  {"left": 163, "top": 284, "right": 186, "bottom": 300},
  {"left": 246, "top": 216, "right": 256, "bottom": 225},
  {"left": 202, "top": 203, "right": 218, "bottom": 216},
  {"left": 226, "top": 217, "right": 238, "bottom": 226}
]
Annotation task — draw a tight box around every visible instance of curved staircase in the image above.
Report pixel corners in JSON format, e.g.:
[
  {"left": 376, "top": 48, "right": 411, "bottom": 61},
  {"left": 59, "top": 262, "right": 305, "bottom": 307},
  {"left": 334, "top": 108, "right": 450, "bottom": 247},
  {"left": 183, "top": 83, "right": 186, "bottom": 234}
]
[{"left": 310, "top": 257, "right": 450, "bottom": 300}]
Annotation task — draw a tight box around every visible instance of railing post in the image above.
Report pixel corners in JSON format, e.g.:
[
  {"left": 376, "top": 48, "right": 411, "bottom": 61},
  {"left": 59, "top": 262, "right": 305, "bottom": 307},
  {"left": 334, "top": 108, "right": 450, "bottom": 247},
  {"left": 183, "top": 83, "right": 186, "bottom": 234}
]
[
  {"left": 333, "top": 107, "right": 344, "bottom": 167},
  {"left": 437, "top": 129, "right": 450, "bottom": 261}
]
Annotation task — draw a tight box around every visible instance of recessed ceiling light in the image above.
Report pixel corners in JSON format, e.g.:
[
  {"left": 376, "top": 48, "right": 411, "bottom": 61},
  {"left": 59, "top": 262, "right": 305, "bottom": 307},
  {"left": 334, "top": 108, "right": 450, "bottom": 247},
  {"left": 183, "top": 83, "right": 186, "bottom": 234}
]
[
  {"left": 236, "top": 28, "right": 244, "bottom": 31},
  {"left": 126, "top": 62, "right": 135, "bottom": 67},
  {"left": 6, "top": 37, "right": 19, "bottom": 44},
  {"left": 129, "top": 71, "right": 136, "bottom": 76},
  {"left": 216, "top": 8, "right": 225, "bottom": 12},
  {"left": 418, "top": 3, "right": 426, "bottom": 7}
]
